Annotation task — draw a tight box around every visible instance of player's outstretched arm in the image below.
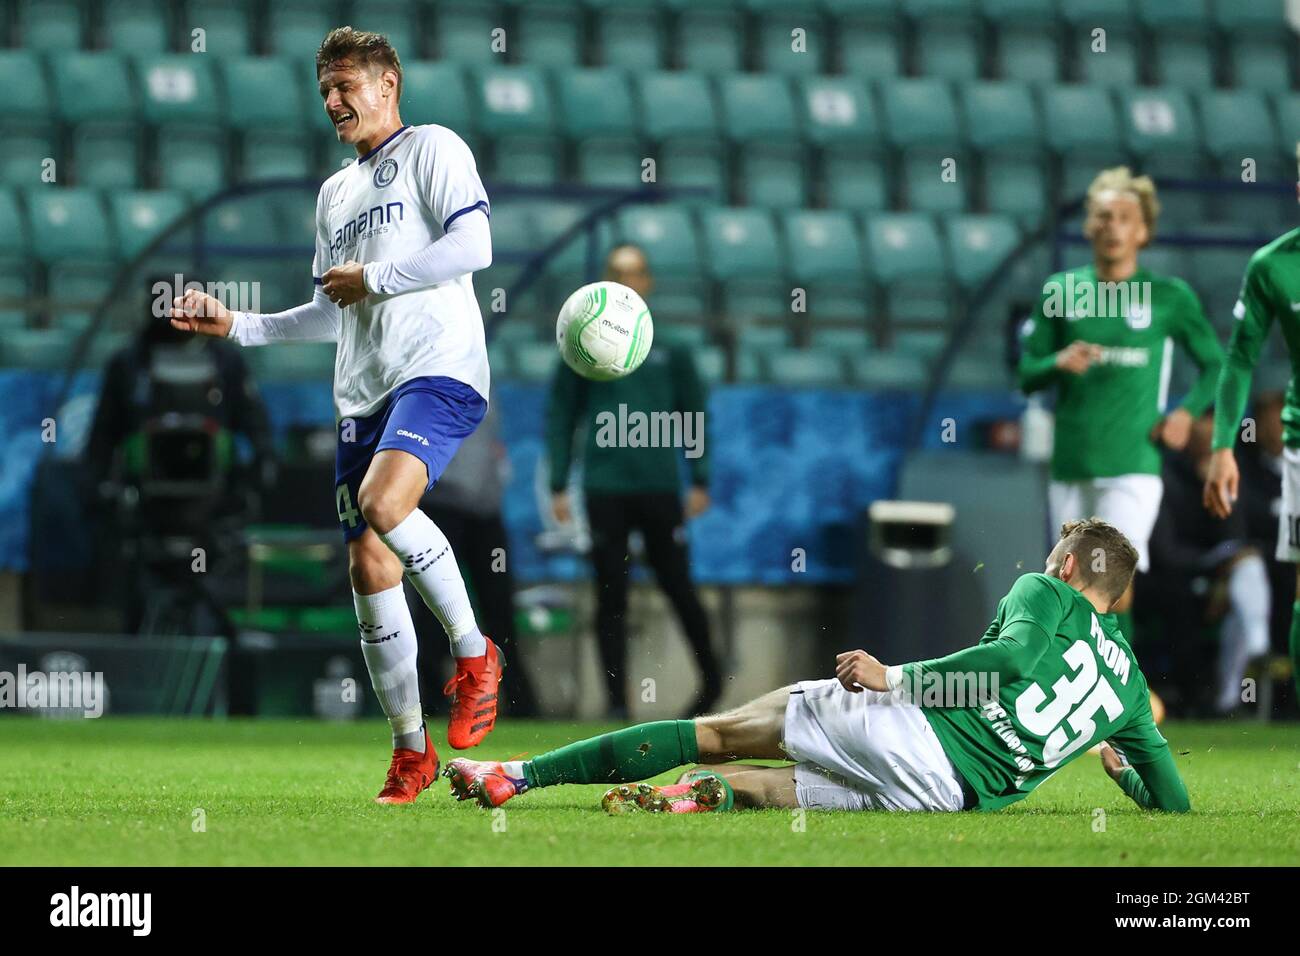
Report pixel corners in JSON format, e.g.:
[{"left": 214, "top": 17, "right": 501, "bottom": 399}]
[{"left": 1099, "top": 742, "right": 1190, "bottom": 813}]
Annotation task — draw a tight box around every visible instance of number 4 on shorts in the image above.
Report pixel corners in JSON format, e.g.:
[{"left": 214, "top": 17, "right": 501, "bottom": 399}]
[{"left": 336, "top": 484, "right": 361, "bottom": 528}]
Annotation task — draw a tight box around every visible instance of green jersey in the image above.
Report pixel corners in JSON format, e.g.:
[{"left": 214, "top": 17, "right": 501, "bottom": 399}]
[
  {"left": 1018, "top": 265, "right": 1224, "bottom": 481},
  {"left": 1212, "top": 227, "right": 1300, "bottom": 451},
  {"left": 903, "top": 573, "right": 1188, "bottom": 812}
]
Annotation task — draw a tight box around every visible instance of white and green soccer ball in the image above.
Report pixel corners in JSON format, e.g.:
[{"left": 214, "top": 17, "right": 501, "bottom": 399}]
[{"left": 555, "top": 281, "right": 654, "bottom": 382}]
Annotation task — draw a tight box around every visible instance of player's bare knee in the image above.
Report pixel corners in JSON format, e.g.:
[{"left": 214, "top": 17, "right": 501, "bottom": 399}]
[
  {"left": 356, "top": 485, "right": 411, "bottom": 536},
  {"left": 348, "top": 537, "right": 401, "bottom": 594}
]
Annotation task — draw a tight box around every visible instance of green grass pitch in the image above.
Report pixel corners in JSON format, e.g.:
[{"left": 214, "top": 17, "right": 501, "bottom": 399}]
[{"left": 1, "top": 718, "right": 1297, "bottom": 866}]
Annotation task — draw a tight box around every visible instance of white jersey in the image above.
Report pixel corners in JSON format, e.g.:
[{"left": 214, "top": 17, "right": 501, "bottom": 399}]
[{"left": 314, "top": 123, "right": 491, "bottom": 418}]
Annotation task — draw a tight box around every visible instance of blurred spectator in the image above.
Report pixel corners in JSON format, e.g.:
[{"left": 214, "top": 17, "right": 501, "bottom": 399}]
[
  {"left": 545, "top": 244, "right": 721, "bottom": 717},
  {"left": 84, "top": 277, "right": 273, "bottom": 633},
  {"left": 1140, "top": 414, "right": 1271, "bottom": 714},
  {"left": 410, "top": 397, "right": 540, "bottom": 716}
]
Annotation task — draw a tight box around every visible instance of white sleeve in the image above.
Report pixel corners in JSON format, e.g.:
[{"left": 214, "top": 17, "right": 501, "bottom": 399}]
[
  {"left": 227, "top": 186, "right": 341, "bottom": 345},
  {"left": 420, "top": 126, "right": 491, "bottom": 235},
  {"left": 228, "top": 287, "right": 341, "bottom": 345},
  {"left": 362, "top": 208, "right": 491, "bottom": 296}
]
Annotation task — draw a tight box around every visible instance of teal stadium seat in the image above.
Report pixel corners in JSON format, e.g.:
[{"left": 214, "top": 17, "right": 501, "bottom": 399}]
[
  {"left": 351, "top": 2, "right": 419, "bottom": 59},
  {"left": 513, "top": 342, "right": 562, "bottom": 383},
  {"left": 810, "top": 326, "right": 872, "bottom": 351},
  {"left": 135, "top": 54, "right": 222, "bottom": 126},
  {"left": 881, "top": 78, "right": 968, "bottom": 212},
  {"left": 25, "top": 189, "right": 116, "bottom": 265},
  {"left": 109, "top": 191, "right": 190, "bottom": 258},
  {"left": 1062, "top": 0, "right": 1139, "bottom": 87},
  {"left": 247, "top": 343, "right": 338, "bottom": 382},
  {"left": 615, "top": 205, "right": 704, "bottom": 278},
  {"left": 1215, "top": 0, "right": 1292, "bottom": 92},
  {"left": 678, "top": 9, "right": 744, "bottom": 75},
  {"left": 47, "top": 261, "right": 118, "bottom": 330},
  {"left": 73, "top": 125, "right": 140, "bottom": 189},
  {"left": 2, "top": 130, "right": 56, "bottom": 188},
  {"left": 471, "top": 65, "right": 560, "bottom": 184},
  {"left": 945, "top": 214, "right": 1020, "bottom": 289},
  {"left": 401, "top": 62, "right": 475, "bottom": 133},
  {"left": 718, "top": 74, "right": 806, "bottom": 208},
  {"left": 1, "top": 51, "right": 56, "bottom": 185},
  {"left": 1041, "top": 85, "right": 1126, "bottom": 190},
  {"left": 694, "top": 344, "right": 727, "bottom": 386},
  {"left": 434, "top": 3, "right": 502, "bottom": 65},
  {"left": 1272, "top": 93, "right": 1300, "bottom": 173},
  {"left": 220, "top": 57, "right": 310, "bottom": 181},
  {"left": 961, "top": 81, "right": 1047, "bottom": 226},
  {"left": 702, "top": 207, "right": 783, "bottom": 282},
  {"left": 268, "top": 2, "right": 334, "bottom": 57},
  {"left": 17, "top": 0, "right": 83, "bottom": 51},
  {"left": 593, "top": 7, "right": 665, "bottom": 71},
  {"left": 105, "top": 0, "right": 171, "bottom": 52},
  {"left": 184, "top": 1, "right": 253, "bottom": 55},
  {"left": 836, "top": 1, "right": 904, "bottom": 79},
  {"left": 1118, "top": 86, "right": 1209, "bottom": 225},
  {"left": 0, "top": 265, "right": 32, "bottom": 332},
  {"left": 49, "top": 52, "right": 136, "bottom": 125},
  {"left": 556, "top": 68, "right": 642, "bottom": 188},
  {"left": 906, "top": 0, "right": 983, "bottom": 82},
  {"left": 755, "top": 9, "right": 828, "bottom": 76},
  {"left": 984, "top": 0, "right": 1061, "bottom": 84},
  {"left": 1198, "top": 90, "right": 1284, "bottom": 224},
  {"left": 637, "top": 71, "right": 726, "bottom": 203},
  {"left": 849, "top": 351, "right": 929, "bottom": 390},
  {"left": 798, "top": 76, "right": 879, "bottom": 146},
  {"left": 0, "top": 329, "right": 78, "bottom": 370},
  {"left": 782, "top": 209, "right": 871, "bottom": 331},
  {"left": 0, "top": 190, "right": 30, "bottom": 264},
  {"left": 514, "top": 6, "right": 583, "bottom": 66},
  {"left": 864, "top": 213, "right": 951, "bottom": 329},
  {"left": 765, "top": 350, "right": 849, "bottom": 388}
]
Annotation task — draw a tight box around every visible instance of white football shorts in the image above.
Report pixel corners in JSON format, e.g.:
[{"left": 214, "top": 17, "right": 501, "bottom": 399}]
[
  {"left": 1048, "top": 473, "right": 1164, "bottom": 572},
  {"left": 781, "top": 679, "right": 968, "bottom": 812}
]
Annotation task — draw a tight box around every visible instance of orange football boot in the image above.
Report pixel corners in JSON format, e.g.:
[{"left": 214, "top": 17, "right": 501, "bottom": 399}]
[
  {"left": 444, "top": 757, "right": 527, "bottom": 808},
  {"left": 374, "top": 725, "right": 440, "bottom": 805},
  {"left": 444, "top": 637, "right": 505, "bottom": 749}
]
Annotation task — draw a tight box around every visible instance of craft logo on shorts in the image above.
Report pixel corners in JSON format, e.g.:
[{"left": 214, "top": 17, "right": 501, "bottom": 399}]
[
  {"left": 396, "top": 428, "right": 429, "bottom": 447},
  {"left": 374, "top": 158, "right": 398, "bottom": 188}
]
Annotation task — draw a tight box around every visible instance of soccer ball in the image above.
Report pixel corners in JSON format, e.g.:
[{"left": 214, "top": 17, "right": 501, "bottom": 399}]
[{"left": 555, "top": 281, "right": 654, "bottom": 381}]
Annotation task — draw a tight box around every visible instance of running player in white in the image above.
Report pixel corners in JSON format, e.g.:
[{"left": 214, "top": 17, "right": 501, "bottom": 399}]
[{"left": 168, "top": 28, "right": 502, "bottom": 804}]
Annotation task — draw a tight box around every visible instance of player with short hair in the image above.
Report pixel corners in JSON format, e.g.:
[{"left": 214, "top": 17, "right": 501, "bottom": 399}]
[
  {"left": 168, "top": 27, "right": 502, "bottom": 804},
  {"left": 445, "top": 519, "right": 1190, "bottom": 815},
  {"left": 1203, "top": 143, "right": 1300, "bottom": 703},
  {"left": 1019, "top": 170, "right": 1224, "bottom": 639}
]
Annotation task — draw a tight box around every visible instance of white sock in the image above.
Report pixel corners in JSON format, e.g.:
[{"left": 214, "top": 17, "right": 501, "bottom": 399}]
[
  {"left": 1217, "top": 555, "right": 1272, "bottom": 712},
  {"left": 378, "top": 509, "right": 487, "bottom": 658},
  {"left": 354, "top": 583, "right": 425, "bottom": 751}
]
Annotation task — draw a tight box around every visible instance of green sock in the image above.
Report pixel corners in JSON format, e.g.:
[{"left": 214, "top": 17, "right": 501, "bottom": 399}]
[
  {"left": 1115, "top": 610, "right": 1134, "bottom": 643},
  {"left": 523, "top": 720, "right": 699, "bottom": 789},
  {"left": 1290, "top": 602, "right": 1300, "bottom": 701}
]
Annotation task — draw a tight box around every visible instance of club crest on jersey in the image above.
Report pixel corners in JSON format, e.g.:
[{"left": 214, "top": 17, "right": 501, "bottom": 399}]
[{"left": 374, "top": 158, "right": 398, "bottom": 188}]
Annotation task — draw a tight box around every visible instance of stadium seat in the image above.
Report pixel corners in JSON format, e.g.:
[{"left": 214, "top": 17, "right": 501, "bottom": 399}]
[
  {"left": 908, "top": 0, "right": 983, "bottom": 82},
  {"left": 1041, "top": 85, "right": 1124, "bottom": 161},
  {"left": 881, "top": 78, "right": 960, "bottom": 151},
  {"left": 105, "top": 0, "right": 171, "bottom": 53},
  {"left": 72, "top": 125, "right": 140, "bottom": 189},
  {"left": 944, "top": 214, "right": 1020, "bottom": 289},
  {"left": 983, "top": 0, "right": 1060, "bottom": 83},
  {"left": 512, "top": 342, "right": 562, "bottom": 383},
  {"left": 246, "top": 342, "right": 338, "bottom": 382},
  {"left": 1211, "top": 0, "right": 1287, "bottom": 35},
  {"left": 184, "top": 1, "right": 253, "bottom": 55},
  {"left": 838, "top": 14, "right": 903, "bottom": 78},
  {"left": 514, "top": 5, "right": 583, "bottom": 66},
  {"left": 220, "top": 57, "right": 305, "bottom": 130},
  {"left": 848, "top": 351, "right": 929, "bottom": 390},
  {"left": 1198, "top": 89, "right": 1281, "bottom": 178},
  {"left": 472, "top": 65, "right": 556, "bottom": 138},
  {"left": 678, "top": 9, "right": 745, "bottom": 74},
  {"left": 556, "top": 68, "right": 642, "bottom": 187},
  {"left": 48, "top": 52, "right": 136, "bottom": 125},
  {"left": 593, "top": 7, "right": 665, "bottom": 71},
  {"left": 268, "top": 1, "right": 337, "bottom": 57},
  {"left": 400, "top": 61, "right": 475, "bottom": 133},
  {"left": 25, "top": 189, "right": 116, "bottom": 265},
  {"left": 755, "top": 12, "right": 828, "bottom": 76},
  {"left": 433, "top": 3, "right": 502, "bottom": 64},
  {"left": 961, "top": 81, "right": 1041, "bottom": 153},
  {"left": 702, "top": 207, "right": 783, "bottom": 281},
  {"left": 809, "top": 325, "right": 872, "bottom": 351},
  {"left": 718, "top": 74, "right": 805, "bottom": 207},
  {"left": 16, "top": 0, "right": 83, "bottom": 51},
  {"left": 823, "top": 152, "right": 889, "bottom": 212},
  {"left": 637, "top": 71, "right": 720, "bottom": 142},
  {"left": 1, "top": 131, "right": 57, "bottom": 187},
  {"left": 864, "top": 212, "right": 951, "bottom": 328},
  {"left": 615, "top": 205, "right": 704, "bottom": 278},
  {"left": 46, "top": 260, "right": 119, "bottom": 329},
  {"left": 1228, "top": 37, "right": 1292, "bottom": 92},
  {"left": 350, "top": 2, "right": 419, "bottom": 59},
  {"left": 798, "top": 76, "right": 878, "bottom": 147},
  {"left": 733, "top": 320, "right": 791, "bottom": 350},
  {"left": 2, "top": 51, "right": 52, "bottom": 128},
  {"left": 765, "top": 349, "right": 849, "bottom": 388},
  {"left": 782, "top": 210, "right": 864, "bottom": 282},
  {"left": 892, "top": 328, "right": 948, "bottom": 362},
  {"left": 0, "top": 264, "right": 32, "bottom": 332},
  {"left": 0, "top": 190, "right": 30, "bottom": 263},
  {"left": 134, "top": 55, "right": 222, "bottom": 126},
  {"left": 155, "top": 125, "right": 228, "bottom": 196},
  {"left": 0, "top": 329, "right": 78, "bottom": 370}
]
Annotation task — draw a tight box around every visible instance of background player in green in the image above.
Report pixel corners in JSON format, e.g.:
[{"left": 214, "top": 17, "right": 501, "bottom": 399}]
[
  {"left": 443, "top": 518, "right": 1190, "bottom": 815},
  {"left": 1018, "top": 167, "right": 1224, "bottom": 650},
  {"left": 1204, "top": 144, "right": 1300, "bottom": 703}
]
